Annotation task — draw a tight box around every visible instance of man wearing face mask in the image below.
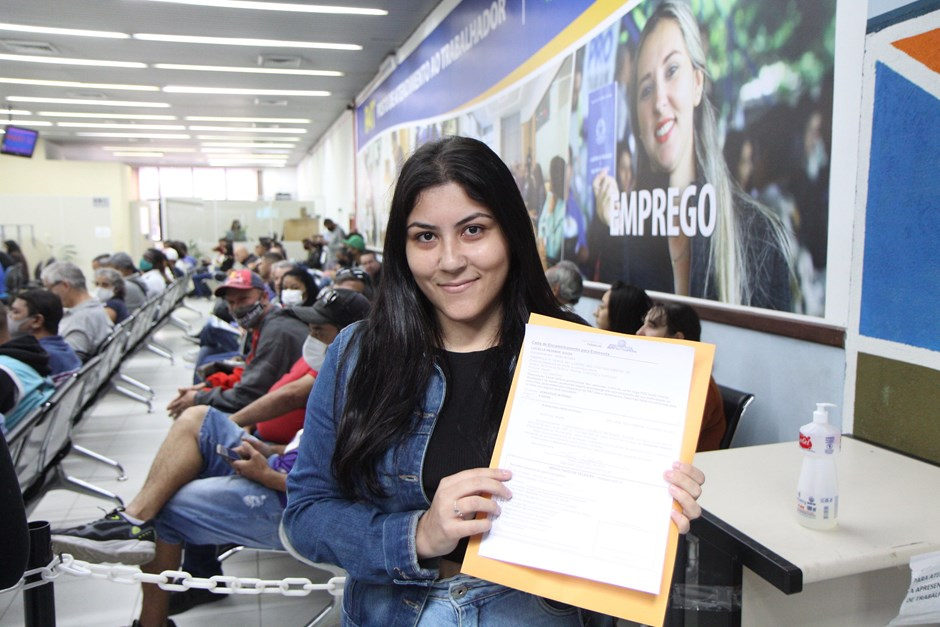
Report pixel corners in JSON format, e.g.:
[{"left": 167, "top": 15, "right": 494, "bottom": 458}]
[
  {"left": 40, "top": 261, "right": 114, "bottom": 362},
  {"left": 8, "top": 290, "right": 81, "bottom": 385},
  {"left": 166, "top": 270, "right": 308, "bottom": 418},
  {"left": 50, "top": 290, "right": 371, "bottom": 626},
  {"left": 228, "top": 289, "right": 371, "bottom": 444}
]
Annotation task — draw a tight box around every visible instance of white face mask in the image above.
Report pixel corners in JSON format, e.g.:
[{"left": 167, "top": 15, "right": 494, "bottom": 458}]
[
  {"left": 96, "top": 287, "right": 114, "bottom": 302},
  {"left": 280, "top": 289, "right": 304, "bottom": 307},
  {"left": 7, "top": 314, "right": 32, "bottom": 338},
  {"left": 301, "top": 335, "right": 328, "bottom": 371}
]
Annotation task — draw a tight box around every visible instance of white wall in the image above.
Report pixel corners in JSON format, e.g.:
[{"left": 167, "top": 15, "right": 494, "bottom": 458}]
[
  {"left": 0, "top": 141, "right": 138, "bottom": 271},
  {"left": 260, "top": 167, "right": 299, "bottom": 201},
  {"left": 296, "top": 112, "right": 356, "bottom": 231}
]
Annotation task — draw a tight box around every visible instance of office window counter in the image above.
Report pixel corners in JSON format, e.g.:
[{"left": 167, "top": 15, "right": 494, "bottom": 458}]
[{"left": 682, "top": 438, "right": 940, "bottom": 626}]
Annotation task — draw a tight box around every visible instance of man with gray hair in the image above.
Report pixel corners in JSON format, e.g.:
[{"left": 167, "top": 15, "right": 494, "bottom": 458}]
[
  {"left": 107, "top": 252, "right": 148, "bottom": 311},
  {"left": 40, "top": 261, "right": 113, "bottom": 362},
  {"left": 545, "top": 260, "right": 584, "bottom": 308}
]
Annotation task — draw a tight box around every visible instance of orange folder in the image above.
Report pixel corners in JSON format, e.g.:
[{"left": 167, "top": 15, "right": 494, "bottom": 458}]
[{"left": 462, "top": 313, "right": 715, "bottom": 626}]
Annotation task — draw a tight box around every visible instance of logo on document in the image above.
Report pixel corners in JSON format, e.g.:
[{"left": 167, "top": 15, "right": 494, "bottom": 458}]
[{"left": 606, "top": 339, "right": 636, "bottom": 353}]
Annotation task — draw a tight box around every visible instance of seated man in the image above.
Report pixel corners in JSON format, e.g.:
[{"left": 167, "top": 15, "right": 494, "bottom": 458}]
[
  {"left": 637, "top": 302, "right": 728, "bottom": 452},
  {"left": 340, "top": 233, "right": 366, "bottom": 267},
  {"left": 7, "top": 289, "right": 81, "bottom": 385},
  {"left": 330, "top": 266, "right": 374, "bottom": 301},
  {"left": 0, "top": 303, "right": 54, "bottom": 433},
  {"left": 106, "top": 252, "right": 149, "bottom": 311},
  {"left": 256, "top": 250, "right": 285, "bottom": 298},
  {"left": 545, "top": 260, "right": 583, "bottom": 310},
  {"left": 167, "top": 270, "right": 308, "bottom": 417},
  {"left": 232, "top": 244, "right": 257, "bottom": 270},
  {"left": 232, "top": 289, "right": 371, "bottom": 444},
  {"left": 51, "top": 291, "right": 371, "bottom": 627},
  {"left": 40, "top": 262, "right": 113, "bottom": 362},
  {"left": 357, "top": 250, "right": 382, "bottom": 286}
]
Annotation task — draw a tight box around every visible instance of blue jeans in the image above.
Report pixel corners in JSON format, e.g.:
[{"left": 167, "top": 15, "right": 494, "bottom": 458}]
[
  {"left": 152, "top": 408, "right": 284, "bottom": 551},
  {"left": 405, "top": 575, "right": 614, "bottom": 627},
  {"left": 191, "top": 271, "right": 214, "bottom": 298}
]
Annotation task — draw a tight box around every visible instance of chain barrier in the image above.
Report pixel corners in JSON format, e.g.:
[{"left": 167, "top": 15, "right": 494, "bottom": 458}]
[{"left": 0, "top": 553, "right": 344, "bottom": 599}]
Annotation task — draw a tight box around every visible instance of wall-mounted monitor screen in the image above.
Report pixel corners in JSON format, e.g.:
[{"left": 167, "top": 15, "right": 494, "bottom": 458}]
[{"left": 1, "top": 125, "right": 39, "bottom": 158}]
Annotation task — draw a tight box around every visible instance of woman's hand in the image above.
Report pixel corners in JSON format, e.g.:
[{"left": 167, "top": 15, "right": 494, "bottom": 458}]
[
  {"left": 665, "top": 461, "right": 705, "bottom": 534},
  {"left": 415, "top": 468, "right": 513, "bottom": 560}
]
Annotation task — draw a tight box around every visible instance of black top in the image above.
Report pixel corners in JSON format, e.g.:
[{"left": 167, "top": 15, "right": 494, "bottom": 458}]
[{"left": 423, "top": 348, "right": 497, "bottom": 564}]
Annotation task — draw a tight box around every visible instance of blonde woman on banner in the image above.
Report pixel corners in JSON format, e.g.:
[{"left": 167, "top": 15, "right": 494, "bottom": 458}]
[{"left": 627, "top": 0, "right": 792, "bottom": 310}]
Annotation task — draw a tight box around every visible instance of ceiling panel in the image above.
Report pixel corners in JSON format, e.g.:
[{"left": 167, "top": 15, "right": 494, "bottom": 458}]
[{"left": 0, "top": 0, "right": 441, "bottom": 167}]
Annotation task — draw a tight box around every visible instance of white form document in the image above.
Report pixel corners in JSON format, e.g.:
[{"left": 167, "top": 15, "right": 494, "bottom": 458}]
[{"left": 477, "top": 323, "right": 695, "bottom": 593}]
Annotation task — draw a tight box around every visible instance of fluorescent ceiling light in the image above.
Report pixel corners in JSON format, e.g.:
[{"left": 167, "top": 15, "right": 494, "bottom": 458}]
[
  {"left": 196, "top": 136, "right": 299, "bottom": 142},
  {"left": 133, "top": 33, "right": 360, "bottom": 50},
  {"left": 154, "top": 63, "right": 341, "bottom": 76},
  {"left": 113, "top": 152, "right": 164, "bottom": 157},
  {"left": 0, "top": 22, "right": 129, "bottom": 39},
  {"left": 128, "top": 1, "right": 386, "bottom": 16},
  {"left": 200, "top": 147, "right": 290, "bottom": 155},
  {"left": 207, "top": 156, "right": 287, "bottom": 161},
  {"left": 40, "top": 111, "right": 177, "bottom": 120},
  {"left": 165, "top": 86, "right": 328, "bottom": 96},
  {"left": 200, "top": 148, "right": 290, "bottom": 154},
  {"left": 0, "top": 53, "right": 146, "bottom": 69},
  {"left": 76, "top": 132, "right": 191, "bottom": 138},
  {"left": 8, "top": 96, "right": 171, "bottom": 108},
  {"left": 103, "top": 146, "right": 196, "bottom": 152},
  {"left": 209, "top": 161, "right": 288, "bottom": 167},
  {"left": 188, "top": 125, "right": 305, "bottom": 133},
  {"left": 58, "top": 122, "right": 187, "bottom": 130},
  {"left": 0, "top": 77, "right": 158, "bottom": 91},
  {"left": 186, "top": 116, "right": 310, "bottom": 123},
  {"left": 1, "top": 120, "right": 53, "bottom": 126},
  {"left": 1, "top": 109, "right": 31, "bottom": 115},
  {"left": 200, "top": 141, "right": 297, "bottom": 148}
]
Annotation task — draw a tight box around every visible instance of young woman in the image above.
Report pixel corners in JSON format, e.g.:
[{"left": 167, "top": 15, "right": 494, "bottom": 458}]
[
  {"left": 138, "top": 248, "right": 171, "bottom": 295},
  {"left": 594, "top": 280, "right": 652, "bottom": 335},
  {"left": 277, "top": 267, "right": 317, "bottom": 307},
  {"left": 284, "top": 136, "right": 705, "bottom": 626},
  {"left": 631, "top": 0, "right": 791, "bottom": 309}
]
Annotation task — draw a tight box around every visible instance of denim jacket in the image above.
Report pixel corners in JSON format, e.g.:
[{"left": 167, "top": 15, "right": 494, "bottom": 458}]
[{"left": 284, "top": 322, "right": 446, "bottom": 626}]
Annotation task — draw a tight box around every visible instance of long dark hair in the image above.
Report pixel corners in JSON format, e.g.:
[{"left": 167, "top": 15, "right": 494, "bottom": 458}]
[
  {"left": 333, "top": 136, "right": 580, "bottom": 499},
  {"left": 607, "top": 280, "right": 652, "bottom": 335},
  {"left": 280, "top": 267, "right": 317, "bottom": 306},
  {"left": 4, "top": 240, "right": 26, "bottom": 265},
  {"left": 142, "top": 248, "right": 171, "bottom": 285},
  {"left": 647, "top": 301, "right": 701, "bottom": 342}
]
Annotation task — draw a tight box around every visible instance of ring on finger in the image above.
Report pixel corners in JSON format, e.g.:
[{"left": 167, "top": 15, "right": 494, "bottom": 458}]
[{"left": 453, "top": 500, "right": 464, "bottom": 520}]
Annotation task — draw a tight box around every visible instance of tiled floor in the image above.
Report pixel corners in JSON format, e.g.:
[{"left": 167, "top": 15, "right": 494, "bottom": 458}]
[{"left": 0, "top": 299, "right": 339, "bottom": 627}]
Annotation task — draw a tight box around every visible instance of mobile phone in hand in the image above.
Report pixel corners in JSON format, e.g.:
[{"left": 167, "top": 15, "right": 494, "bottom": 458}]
[{"left": 215, "top": 443, "right": 243, "bottom": 462}]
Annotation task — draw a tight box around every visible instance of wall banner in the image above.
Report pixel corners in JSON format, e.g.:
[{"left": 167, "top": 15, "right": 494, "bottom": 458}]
[{"left": 356, "top": 0, "right": 837, "bottom": 316}]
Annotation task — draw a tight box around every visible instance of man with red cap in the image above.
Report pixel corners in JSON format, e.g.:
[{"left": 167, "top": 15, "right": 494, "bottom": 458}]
[{"left": 166, "top": 269, "right": 308, "bottom": 417}]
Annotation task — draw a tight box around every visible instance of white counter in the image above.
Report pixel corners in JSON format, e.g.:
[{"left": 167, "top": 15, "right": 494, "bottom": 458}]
[{"left": 691, "top": 438, "right": 940, "bottom": 625}]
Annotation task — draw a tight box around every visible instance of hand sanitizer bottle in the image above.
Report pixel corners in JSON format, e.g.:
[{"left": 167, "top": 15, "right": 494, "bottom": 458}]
[{"left": 796, "top": 403, "right": 840, "bottom": 530}]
